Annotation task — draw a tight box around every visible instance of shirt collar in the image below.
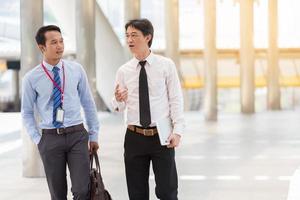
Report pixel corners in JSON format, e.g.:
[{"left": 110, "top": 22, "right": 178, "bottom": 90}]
[
  {"left": 42, "top": 59, "right": 63, "bottom": 71},
  {"left": 132, "top": 51, "right": 155, "bottom": 69}
]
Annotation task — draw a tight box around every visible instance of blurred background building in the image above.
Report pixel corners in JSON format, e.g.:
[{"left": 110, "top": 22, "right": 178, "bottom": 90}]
[{"left": 1, "top": 0, "right": 300, "bottom": 114}]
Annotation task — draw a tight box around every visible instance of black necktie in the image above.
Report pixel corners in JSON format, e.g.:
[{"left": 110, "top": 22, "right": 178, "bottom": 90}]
[{"left": 139, "top": 60, "right": 151, "bottom": 128}]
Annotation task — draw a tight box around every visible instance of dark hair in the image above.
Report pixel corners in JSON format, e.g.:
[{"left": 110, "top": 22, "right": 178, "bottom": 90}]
[
  {"left": 35, "top": 25, "right": 61, "bottom": 45},
  {"left": 125, "top": 18, "right": 154, "bottom": 47}
]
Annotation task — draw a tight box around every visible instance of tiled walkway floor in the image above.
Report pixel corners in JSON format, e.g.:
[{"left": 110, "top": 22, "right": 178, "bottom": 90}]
[{"left": 0, "top": 111, "right": 299, "bottom": 200}]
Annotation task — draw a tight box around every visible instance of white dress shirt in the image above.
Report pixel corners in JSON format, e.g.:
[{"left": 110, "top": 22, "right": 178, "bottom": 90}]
[{"left": 112, "top": 52, "right": 185, "bottom": 135}]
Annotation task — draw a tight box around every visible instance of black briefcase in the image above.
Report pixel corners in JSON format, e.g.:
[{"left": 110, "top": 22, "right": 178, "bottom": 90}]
[{"left": 90, "top": 152, "right": 112, "bottom": 200}]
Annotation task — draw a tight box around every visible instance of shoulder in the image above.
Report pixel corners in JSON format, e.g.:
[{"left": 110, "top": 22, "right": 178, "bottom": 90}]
[
  {"left": 153, "top": 53, "right": 174, "bottom": 65},
  {"left": 117, "top": 59, "right": 134, "bottom": 74},
  {"left": 63, "top": 59, "right": 84, "bottom": 71},
  {"left": 63, "top": 59, "right": 87, "bottom": 80},
  {"left": 23, "top": 64, "right": 42, "bottom": 82},
  {"left": 152, "top": 53, "right": 176, "bottom": 70},
  {"left": 121, "top": 59, "right": 134, "bottom": 69}
]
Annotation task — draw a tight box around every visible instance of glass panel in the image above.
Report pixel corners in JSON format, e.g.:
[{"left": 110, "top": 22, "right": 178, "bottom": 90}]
[
  {"left": 97, "top": 0, "right": 125, "bottom": 43},
  {"left": 254, "top": 0, "right": 268, "bottom": 48},
  {"left": 217, "top": 0, "right": 240, "bottom": 48},
  {"left": 141, "top": 0, "right": 165, "bottom": 50},
  {"left": 278, "top": 0, "right": 300, "bottom": 47},
  {"left": 179, "top": 0, "right": 203, "bottom": 49}
]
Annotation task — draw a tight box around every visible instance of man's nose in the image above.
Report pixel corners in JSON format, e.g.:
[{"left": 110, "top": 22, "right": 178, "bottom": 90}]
[
  {"left": 127, "top": 37, "right": 133, "bottom": 43},
  {"left": 57, "top": 43, "right": 64, "bottom": 49}
]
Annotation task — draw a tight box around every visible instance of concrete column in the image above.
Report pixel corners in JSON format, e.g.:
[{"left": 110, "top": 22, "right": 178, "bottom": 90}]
[
  {"left": 124, "top": 0, "right": 141, "bottom": 60},
  {"left": 76, "top": 0, "right": 102, "bottom": 109},
  {"left": 203, "top": 0, "right": 217, "bottom": 121},
  {"left": 239, "top": 0, "right": 255, "bottom": 113},
  {"left": 124, "top": 0, "right": 140, "bottom": 22},
  {"left": 13, "top": 70, "right": 20, "bottom": 111},
  {"left": 165, "top": 0, "right": 181, "bottom": 77},
  {"left": 267, "top": 0, "right": 281, "bottom": 110},
  {"left": 20, "top": 0, "right": 44, "bottom": 177}
]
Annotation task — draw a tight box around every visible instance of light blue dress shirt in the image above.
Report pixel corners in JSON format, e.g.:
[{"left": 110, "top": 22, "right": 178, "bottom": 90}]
[{"left": 21, "top": 59, "right": 99, "bottom": 144}]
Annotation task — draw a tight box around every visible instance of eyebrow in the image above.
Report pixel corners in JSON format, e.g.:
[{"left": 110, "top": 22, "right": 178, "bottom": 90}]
[
  {"left": 50, "top": 38, "right": 63, "bottom": 42},
  {"left": 126, "top": 31, "right": 138, "bottom": 34}
]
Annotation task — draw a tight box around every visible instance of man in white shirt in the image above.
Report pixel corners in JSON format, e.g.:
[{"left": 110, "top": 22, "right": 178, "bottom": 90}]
[{"left": 112, "top": 18, "right": 185, "bottom": 200}]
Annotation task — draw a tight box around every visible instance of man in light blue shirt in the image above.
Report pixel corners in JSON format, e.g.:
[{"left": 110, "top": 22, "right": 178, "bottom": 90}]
[{"left": 21, "top": 25, "right": 99, "bottom": 200}]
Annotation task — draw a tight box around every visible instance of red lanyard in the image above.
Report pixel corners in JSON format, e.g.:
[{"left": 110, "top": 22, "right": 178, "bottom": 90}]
[{"left": 41, "top": 61, "right": 65, "bottom": 105}]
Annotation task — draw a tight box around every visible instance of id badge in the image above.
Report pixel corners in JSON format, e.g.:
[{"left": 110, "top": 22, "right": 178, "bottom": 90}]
[{"left": 56, "top": 108, "right": 64, "bottom": 123}]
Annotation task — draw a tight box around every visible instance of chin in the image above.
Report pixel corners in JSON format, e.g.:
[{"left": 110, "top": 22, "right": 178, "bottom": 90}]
[
  {"left": 56, "top": 55, "right": 63, "bottom": 59},
  {"left": 129, "top": 48, "right": 137, "bottom": 54}
]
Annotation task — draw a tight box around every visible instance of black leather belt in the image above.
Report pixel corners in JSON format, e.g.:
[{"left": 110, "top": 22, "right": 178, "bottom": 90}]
[
  {"left": 127, "top": 125, "right": 158, "bottom": 136},
  {"left": 42, "top": 123, "right": 85, "bottom": 135}
]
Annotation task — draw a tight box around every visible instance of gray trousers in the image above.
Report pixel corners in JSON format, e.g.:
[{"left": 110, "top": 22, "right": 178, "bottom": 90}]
[{"left": 38, "top": 129, "right": 90, "bottom": 200}]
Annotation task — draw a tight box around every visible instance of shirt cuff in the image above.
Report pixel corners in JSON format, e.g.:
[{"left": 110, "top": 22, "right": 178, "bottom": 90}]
[
  {"left": 89, "top": 131, "right": 98, "bottom": 142},
  {"left": 33, "top": 134, "right": 42, "bottom": 145},
  {"left": 173, "top": 124, "right": 184, "bottom": 136},
  {"left": 111, "top": 98, "right": 126, "bottom": 112}
]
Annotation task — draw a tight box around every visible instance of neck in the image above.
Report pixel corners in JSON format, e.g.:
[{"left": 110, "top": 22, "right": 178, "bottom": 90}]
[
  {"left": 44, "top": 57, "right": 60, "bottom": 66},
  {"left": 134, "top": 49, "right": 151, "bottom": 61}
]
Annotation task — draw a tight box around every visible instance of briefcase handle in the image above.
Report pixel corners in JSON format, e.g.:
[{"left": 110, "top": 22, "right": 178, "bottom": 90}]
[{"left": 90, "top": 152, "right": 101, "bottom": 173}]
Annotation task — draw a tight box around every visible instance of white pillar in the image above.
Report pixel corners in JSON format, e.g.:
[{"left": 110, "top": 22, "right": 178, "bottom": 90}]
[
  {"left": 267, "top": 0, "right": 281, "bottom": 110},
  {"left": 76, "top": 0, "right": 103, "bottom": 109},
  {"left": 203, "top": 0, "right": 217, "bottom": 120},
  {"left": 165, "top": 0, "right": 181, "bottom": 76},
  {"left": 239, "top": 0, "right": 255, "bottom": 113},
  {"left": 124, "top": 0, "right": 141, "bottom": 60},
  {"left": 124, "top": 0, "right": 140, "bottom": 22},
  {"left": 20, "top": 0, "right": 44, "bottom": 177}
]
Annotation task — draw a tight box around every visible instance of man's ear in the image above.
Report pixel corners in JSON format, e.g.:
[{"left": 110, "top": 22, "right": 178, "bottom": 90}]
[
  {"left": 146, "top": 34, "right": 152, "bottom": 43},
  {"left": 38, "top": 45, "right": 45, "bottom": 53}
]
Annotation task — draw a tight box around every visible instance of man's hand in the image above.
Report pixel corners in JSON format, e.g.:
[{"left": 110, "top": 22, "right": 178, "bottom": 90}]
[
  {"left": 167, "top": 133, "right": 181, "bottom": 148},
  {"left": 115, "top": 84, "right": 128, "bottom": 102},
  {"left": 89, "top": 141, "right": 99, "bottom": 153}
]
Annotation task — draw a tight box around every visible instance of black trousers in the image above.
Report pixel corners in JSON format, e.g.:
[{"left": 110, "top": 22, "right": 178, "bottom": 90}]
[
  {"left": 124, "top": 128, "right": 178, "bottom": 200},
  {"left": 38, "top": 129, "right": 90, "bottom": 200}
]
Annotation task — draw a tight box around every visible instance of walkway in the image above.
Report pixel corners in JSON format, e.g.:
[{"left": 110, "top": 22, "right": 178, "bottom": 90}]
[{"left": 0, "top": 111, "right": 299, "bottom": 200}]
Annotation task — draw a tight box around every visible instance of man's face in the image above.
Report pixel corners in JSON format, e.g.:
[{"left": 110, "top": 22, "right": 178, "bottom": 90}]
[
  {"left": 39, "top": 31, "right": 64, "bottom": 60},
  {"left": 126, "top": 26, "right": 151, "bottom": 54}
]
